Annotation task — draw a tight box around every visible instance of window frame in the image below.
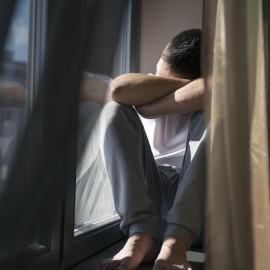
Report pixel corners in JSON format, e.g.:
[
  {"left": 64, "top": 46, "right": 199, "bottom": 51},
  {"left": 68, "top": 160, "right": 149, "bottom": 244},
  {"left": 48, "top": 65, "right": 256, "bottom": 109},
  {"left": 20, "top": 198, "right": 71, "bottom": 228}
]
[{"left": 28, "top": 1, "right": 62, "bottom": 269}]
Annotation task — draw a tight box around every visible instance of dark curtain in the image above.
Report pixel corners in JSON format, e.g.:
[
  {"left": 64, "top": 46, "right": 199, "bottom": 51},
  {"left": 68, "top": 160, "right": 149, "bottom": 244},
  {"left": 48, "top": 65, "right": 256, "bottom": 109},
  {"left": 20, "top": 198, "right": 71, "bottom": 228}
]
[{"left": 0, "top": 0, "right": 127, "bottom": 269}]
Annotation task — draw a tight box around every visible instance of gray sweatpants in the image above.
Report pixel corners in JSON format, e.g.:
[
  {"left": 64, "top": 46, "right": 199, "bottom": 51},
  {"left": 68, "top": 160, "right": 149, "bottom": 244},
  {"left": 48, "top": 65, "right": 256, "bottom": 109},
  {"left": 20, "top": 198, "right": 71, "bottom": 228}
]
[{"left": 100, "top": 101, "right": 206, "bottom": 249}]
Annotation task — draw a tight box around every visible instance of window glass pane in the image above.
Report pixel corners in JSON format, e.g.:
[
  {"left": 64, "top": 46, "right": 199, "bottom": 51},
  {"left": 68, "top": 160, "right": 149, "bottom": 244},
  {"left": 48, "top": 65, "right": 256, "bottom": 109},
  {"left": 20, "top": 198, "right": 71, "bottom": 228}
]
[{"left": 74, "top": 1, "right": 132, "bottom": 236}]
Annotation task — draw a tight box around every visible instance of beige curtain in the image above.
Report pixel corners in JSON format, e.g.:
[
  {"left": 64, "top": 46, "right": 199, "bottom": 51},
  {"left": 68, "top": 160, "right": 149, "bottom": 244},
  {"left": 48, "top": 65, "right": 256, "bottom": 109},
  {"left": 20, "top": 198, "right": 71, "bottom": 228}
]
[{"left": 203, "top": 0, "right": 270, "bottom": 270}]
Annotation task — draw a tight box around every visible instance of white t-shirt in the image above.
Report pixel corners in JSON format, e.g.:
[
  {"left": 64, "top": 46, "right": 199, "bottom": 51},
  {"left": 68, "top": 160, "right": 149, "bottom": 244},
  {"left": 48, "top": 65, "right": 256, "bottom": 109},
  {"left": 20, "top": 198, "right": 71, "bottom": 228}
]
[{"left": 140, "top": 113, "right": 192, "bottom": 169}]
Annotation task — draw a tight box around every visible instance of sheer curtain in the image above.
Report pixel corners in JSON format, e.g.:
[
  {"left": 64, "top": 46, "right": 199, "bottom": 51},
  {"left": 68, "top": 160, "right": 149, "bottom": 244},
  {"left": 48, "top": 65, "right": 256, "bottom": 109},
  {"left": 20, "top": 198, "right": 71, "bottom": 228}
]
[{"left": 203, "top": 0, "right": 270, "bottom": 270}]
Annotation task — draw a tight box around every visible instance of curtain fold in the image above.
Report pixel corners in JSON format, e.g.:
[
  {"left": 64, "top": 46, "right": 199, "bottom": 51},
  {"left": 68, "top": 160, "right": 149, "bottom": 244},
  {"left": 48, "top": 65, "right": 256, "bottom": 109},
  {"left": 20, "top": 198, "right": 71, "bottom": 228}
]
[
  {"left": 204, "top": 0, "right": 270, "bottom": 269},
  {"left": 249, "top": 1, "right": 270, "bottom": 267}
]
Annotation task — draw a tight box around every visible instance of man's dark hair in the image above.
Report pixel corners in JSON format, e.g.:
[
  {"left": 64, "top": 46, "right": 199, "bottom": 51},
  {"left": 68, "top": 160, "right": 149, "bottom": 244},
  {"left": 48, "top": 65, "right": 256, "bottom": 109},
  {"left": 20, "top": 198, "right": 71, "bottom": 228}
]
[{"left": 161, "top": 29, "right": 201, "bottom": 79}]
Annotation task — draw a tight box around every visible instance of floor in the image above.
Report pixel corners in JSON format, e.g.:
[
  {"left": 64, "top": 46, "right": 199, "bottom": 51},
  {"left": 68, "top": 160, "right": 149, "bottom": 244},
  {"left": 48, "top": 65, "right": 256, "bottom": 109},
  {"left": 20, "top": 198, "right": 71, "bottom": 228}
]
[{"left": 69, "top": 239, "right": 205, "bottom": 270}]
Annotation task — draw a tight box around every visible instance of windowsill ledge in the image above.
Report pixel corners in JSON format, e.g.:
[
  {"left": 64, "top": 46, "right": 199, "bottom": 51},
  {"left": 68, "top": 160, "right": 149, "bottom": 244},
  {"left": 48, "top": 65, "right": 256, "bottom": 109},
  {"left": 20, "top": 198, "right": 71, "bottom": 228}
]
[{"left": 68, "top": 239, "right": 205, "bottom": 270}]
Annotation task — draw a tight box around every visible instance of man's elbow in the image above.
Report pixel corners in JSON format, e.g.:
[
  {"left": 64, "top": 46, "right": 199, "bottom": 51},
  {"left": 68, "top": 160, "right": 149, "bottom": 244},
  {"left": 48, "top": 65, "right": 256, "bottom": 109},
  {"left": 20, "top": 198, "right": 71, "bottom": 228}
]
[
  {"left": 110, "top": 79, "right": 133, "bottom": 105},
  {"left": 135, "top": 105, "right": 155, "bottom": 119},
  {"left": 109, "top": 80, "right": 123, "bottom": 102}
]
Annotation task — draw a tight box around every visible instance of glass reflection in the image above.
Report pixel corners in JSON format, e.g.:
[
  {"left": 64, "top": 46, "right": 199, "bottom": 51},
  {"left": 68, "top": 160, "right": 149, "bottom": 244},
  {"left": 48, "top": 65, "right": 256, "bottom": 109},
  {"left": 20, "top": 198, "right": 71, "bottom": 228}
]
[{"left": 75, "top": 73, "right": 119, "bottom": 236}]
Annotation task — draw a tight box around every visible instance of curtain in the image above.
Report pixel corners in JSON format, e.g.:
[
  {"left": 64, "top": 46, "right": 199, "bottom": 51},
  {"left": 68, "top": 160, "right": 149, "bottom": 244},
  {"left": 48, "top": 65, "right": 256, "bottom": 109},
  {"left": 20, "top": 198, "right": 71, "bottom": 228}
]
[
  {"left": 203, "top": 0, "right": 270, "bottom": 270},
  {"left": 0, "top": 0, "right": 127, "bottom": 268}
]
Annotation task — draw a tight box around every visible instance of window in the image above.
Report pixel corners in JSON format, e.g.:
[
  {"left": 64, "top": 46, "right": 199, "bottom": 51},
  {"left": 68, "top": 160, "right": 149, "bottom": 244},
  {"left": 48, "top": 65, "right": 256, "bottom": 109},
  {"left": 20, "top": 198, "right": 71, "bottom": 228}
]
[{"left": 62, "top": 1, "right": 138, "bottom": 267}]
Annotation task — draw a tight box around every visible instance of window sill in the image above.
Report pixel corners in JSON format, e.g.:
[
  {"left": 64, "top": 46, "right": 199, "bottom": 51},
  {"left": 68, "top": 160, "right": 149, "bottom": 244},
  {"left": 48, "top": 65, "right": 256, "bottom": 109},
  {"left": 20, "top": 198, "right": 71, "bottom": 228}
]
[{"left": 68, "top": 239, "right": 205, "bottom": 270}]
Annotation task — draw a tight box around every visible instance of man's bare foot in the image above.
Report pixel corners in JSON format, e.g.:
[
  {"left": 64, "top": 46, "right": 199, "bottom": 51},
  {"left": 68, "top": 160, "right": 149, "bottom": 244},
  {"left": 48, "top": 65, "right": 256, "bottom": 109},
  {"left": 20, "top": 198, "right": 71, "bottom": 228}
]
[
  {"left": 100, "top": 233, "right": 160, "bottom": 269},
  {"left": 152, "top": 236, "right": 192, "bottom": 270}
]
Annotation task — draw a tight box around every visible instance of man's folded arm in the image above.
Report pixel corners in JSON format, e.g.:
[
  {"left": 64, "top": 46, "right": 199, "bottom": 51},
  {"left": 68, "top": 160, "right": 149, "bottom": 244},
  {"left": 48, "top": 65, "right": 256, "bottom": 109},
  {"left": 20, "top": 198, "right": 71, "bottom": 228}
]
[
  {"left": 110, "top": 73, "right": 190, "bottom": 106},
  {"left": 135, "top": 78, "right": 204, "bottom": 118}
]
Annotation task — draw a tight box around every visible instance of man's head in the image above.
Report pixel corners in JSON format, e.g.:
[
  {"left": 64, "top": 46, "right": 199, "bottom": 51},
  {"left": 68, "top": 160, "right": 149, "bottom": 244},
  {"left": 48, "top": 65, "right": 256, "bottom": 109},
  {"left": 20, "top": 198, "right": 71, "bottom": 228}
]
[{"left": 158, "top": 29, "right": 201, "bottom": 80}]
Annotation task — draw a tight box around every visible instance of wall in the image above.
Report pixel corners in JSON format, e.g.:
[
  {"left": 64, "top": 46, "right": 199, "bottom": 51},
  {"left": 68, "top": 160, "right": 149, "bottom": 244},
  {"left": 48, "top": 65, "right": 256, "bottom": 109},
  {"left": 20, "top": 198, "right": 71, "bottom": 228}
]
[{"left": 139, "top": 0, "right": 203, "bottom": 74}]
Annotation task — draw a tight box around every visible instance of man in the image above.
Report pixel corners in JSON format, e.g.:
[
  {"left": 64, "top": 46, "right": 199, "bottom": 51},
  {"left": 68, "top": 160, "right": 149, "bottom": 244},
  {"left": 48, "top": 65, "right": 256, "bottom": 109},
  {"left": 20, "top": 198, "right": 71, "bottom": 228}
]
[{"left": 100, "top": 29, "right": 206, "bottom": 270}]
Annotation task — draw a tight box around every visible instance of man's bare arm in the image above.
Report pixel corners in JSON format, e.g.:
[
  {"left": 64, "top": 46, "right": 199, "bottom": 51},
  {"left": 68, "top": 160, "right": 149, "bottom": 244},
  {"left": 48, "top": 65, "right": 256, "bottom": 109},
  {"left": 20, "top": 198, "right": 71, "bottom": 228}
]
[
  {"left": 110, "top": 73, "right": 190, "bottom": 106},
  {"left": 135, "top": 78, "right": 204, "bottom": 118}
]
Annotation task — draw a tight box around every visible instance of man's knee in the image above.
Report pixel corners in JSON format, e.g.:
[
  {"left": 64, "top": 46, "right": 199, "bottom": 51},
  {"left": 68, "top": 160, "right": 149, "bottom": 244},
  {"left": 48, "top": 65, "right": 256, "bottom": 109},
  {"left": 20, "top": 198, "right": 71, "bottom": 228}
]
[{"left": 101, "top": 101, "right": 138, "bottom": 127}]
